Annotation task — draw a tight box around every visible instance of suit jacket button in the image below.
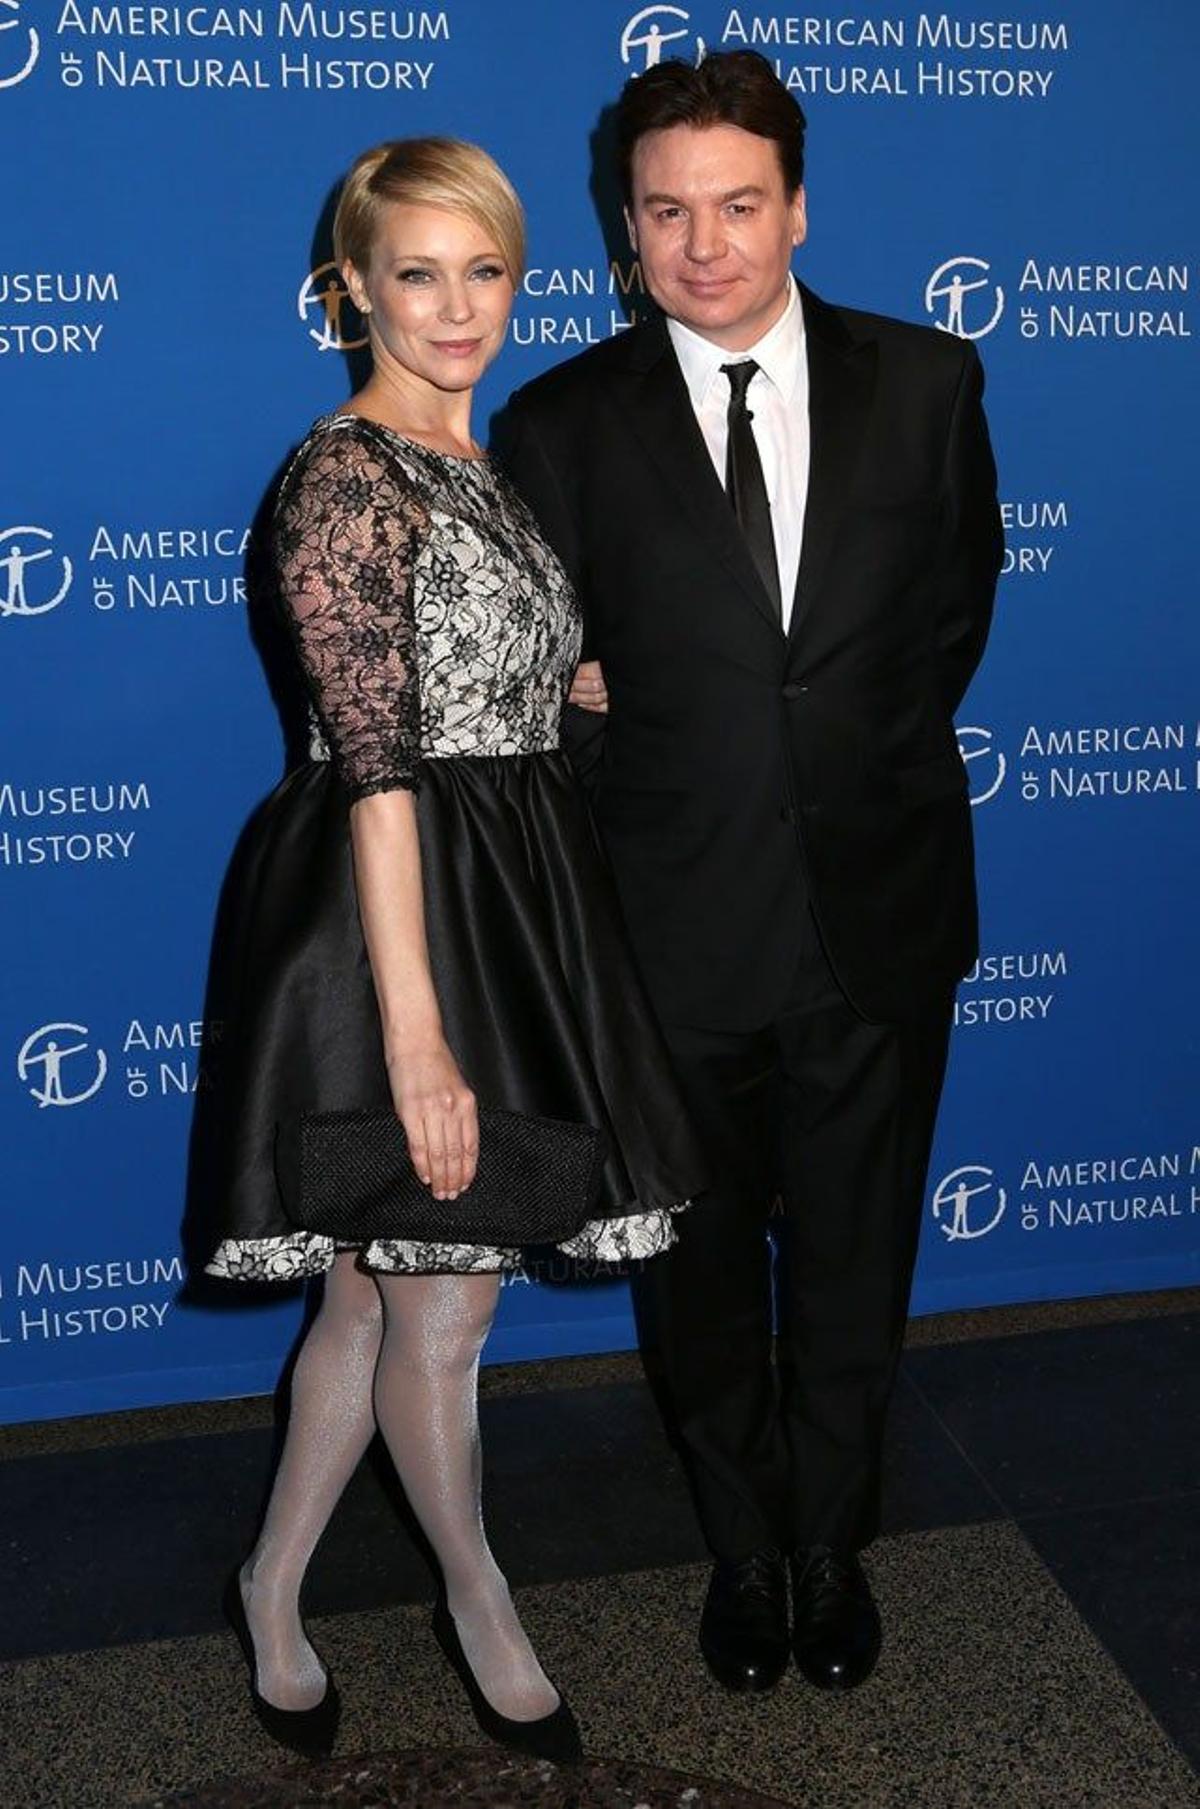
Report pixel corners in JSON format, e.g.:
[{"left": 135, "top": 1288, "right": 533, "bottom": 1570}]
[{"left": 782, "top": 681, "right": 807, "bottom": 701}]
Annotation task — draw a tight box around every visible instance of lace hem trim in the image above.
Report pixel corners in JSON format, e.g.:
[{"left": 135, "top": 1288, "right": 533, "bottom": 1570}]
[{"left": 205, "top": 1201, "right": 689, "bottom": 1282}]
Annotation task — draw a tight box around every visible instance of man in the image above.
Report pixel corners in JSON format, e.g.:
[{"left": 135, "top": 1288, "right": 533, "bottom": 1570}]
[{"left": 499, "top": 51, "right": 1002, "bottom": 1693}]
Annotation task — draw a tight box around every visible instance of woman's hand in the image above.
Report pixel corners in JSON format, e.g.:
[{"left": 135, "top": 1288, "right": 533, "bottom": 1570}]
[
  {"left": 386, "top": 1042, "right": 479, "bottom": 1201},
  {"left": 568, "top": 659, "right": 609, "bottom": 714}
]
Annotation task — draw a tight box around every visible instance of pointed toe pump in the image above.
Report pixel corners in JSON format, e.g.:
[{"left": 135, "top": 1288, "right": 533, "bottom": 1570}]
[
  {"left": 431, "top": 1596, "right": 583, "bottom": 1766},
  {"left": 223, "top": 1571, "right": 341, "bottom": 1757}
]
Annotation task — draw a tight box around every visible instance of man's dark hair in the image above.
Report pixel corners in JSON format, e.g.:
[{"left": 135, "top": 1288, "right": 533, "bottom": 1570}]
[{"left": 616, "top": 50, "right": 807, "bottom": 205}]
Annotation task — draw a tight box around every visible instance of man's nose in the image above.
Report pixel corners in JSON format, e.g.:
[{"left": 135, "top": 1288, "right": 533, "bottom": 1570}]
[{"left": 685, "top": 213, "right": 726, "bottom": 263}]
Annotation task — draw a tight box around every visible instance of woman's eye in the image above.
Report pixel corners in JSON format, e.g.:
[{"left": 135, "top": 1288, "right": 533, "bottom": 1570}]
[
  {"left": 397, "top": 269, "right": 433, "bottom": 284},
  {"left": 471, "top": 264, "right": 506, "bottom": 281}
]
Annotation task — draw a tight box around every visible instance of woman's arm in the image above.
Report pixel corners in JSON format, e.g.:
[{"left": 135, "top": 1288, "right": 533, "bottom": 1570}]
[
  {"left": 275, "top": 426, "right": 477, "bottom": 1200},
  {"left": 350, "top": 790, "right": 477, "bottom": 1200}
]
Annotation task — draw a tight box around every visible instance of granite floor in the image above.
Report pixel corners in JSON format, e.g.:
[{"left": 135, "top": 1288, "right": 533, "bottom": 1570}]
[{"left": 2, "top": 1289, "right": 1198, "bottom": 1808}]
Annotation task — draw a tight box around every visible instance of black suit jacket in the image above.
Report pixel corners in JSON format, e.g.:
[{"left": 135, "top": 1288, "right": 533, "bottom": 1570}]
[{"left": 497, "top": 284, "right": 1003, "bottom": 1031}]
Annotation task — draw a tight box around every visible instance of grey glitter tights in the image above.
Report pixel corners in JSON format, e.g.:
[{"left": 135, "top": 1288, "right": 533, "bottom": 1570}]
[{"left": 239, "top": 1256, "right": 558, "bottom": 1721}]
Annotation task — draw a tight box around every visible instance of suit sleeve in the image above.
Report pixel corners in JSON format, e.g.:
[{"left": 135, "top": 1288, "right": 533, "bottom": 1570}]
[
  {"left": 495, "top": 391, "right": 607, "bottom": 792},
  {"left": 934, "top": 344, "right": 1004, "bottom": 717}
]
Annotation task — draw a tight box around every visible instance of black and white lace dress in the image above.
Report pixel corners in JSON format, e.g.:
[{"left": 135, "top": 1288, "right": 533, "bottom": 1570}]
[{"left": 203, "top": 414, "right": 704, "bottom": 1281}]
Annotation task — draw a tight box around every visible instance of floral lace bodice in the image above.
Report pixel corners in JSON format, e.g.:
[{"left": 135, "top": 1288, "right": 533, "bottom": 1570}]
[{"left": 273, "top": 414, "right": 581, "bottom": 801}]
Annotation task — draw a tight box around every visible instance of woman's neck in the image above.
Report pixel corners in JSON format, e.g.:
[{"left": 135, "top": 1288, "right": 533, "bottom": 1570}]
[{"left": 346, "top": 358, "right": 478, "bottom": 458}]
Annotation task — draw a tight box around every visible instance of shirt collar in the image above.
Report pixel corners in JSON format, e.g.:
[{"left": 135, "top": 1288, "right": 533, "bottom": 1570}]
[{"left": 667, "top": 276, "right": 805, "bottom": 408}]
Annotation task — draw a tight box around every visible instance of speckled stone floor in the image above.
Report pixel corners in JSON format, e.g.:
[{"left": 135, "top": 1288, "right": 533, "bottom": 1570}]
[
  {"left": 150, "top": 1750, "right": 795, "bottom": 1807},
  {"left": 2, "top": 1291, "right": 1199, "bottom": 1809}
]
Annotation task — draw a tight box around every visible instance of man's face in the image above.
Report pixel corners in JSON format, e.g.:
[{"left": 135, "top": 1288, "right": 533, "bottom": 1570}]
[{"left": 626, "top": 122, "right": 806, "bottom": 351}]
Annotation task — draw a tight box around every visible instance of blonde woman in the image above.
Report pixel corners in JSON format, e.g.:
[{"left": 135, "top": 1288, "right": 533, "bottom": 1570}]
[{"left": 203, "top": 139, "right": 703, "bottom": 1763}]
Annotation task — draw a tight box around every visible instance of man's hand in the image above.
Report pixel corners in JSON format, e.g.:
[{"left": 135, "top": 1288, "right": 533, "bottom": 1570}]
[{"left": 569, "top": 659, "right": 609, "bottom": 714}]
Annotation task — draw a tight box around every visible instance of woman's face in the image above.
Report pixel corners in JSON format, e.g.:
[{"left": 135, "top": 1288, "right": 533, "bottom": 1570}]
[{"left": 344, "top": 201, "right": 515, "bottom": 394}]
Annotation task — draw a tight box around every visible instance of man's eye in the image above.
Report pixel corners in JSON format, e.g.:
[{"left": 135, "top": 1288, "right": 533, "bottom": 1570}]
[{"left": 655, "top": 208, "right": 683, "bottom": 223}]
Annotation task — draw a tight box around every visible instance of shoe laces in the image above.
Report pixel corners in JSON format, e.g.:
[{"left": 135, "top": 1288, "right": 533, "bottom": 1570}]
[
  {"left": 727, "top": 1549, "right": 784, "bottom": 1604},
  {"left": 795, "top": 1546, "right": 856, "bottom": 1603}
]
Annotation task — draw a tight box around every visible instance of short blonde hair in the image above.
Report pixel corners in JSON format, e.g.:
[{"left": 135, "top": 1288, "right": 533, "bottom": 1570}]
[{"left": 333, "top": 137, "right": 526, "bottom": 285}]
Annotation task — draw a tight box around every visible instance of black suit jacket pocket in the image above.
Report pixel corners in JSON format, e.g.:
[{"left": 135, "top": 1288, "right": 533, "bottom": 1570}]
[
  {"left": 596, "top": 783, "right": 693, "bottom": 834},
  {"left": 891, "top": 749, "right": 969, "bottom": 805}
]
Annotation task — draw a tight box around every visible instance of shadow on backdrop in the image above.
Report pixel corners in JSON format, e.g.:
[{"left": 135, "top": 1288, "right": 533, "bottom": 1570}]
[{"left": 180, "top": 175, "right": 366, "bottom": 1309}]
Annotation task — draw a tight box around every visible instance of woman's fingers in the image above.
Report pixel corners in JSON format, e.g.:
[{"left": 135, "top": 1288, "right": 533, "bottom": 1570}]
[
  {"left": 406, "top": 1121, "right": 432, "bottom": 1186},
  {"left": 568, "top": 659, "right": 609, "bottom": 714},
  {"left": 409, "top": 1088, "right": 476, "bottom": 1199},
  {"left": 460, "top": 1095, "right": 480, "bottom": 1192},
  {"left": 425, "top": 1102, "right": 451, "bottom": 1200},
  {"left": 442, "top": 1130, "right": 464, "bottom": 1201},
  {"left": 444, "top": 1088, "right": 477, "bottom": 1197}
]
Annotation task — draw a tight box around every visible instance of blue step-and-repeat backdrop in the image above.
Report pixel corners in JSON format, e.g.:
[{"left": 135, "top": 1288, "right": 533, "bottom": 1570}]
[{"left": 3, "top": 1, "right": 1197, "bottom": 1422}]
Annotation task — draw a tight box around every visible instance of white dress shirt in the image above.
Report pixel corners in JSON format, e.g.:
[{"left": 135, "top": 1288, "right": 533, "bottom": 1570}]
[{"left": 667, "top": 277, "right": 809, "bottom": 631}]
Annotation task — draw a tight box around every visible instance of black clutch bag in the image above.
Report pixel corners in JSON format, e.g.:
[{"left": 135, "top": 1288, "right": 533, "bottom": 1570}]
[{"left": 281, "top": 1106, "right": 606, "bottom": 1247}]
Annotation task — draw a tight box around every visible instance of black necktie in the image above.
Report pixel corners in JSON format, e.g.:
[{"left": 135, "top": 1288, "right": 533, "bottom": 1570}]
[{"left": 721, "top": 360, "right": 781, "bottom": 624}]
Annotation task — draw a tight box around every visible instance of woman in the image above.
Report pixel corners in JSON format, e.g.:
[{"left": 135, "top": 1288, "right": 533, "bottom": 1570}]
[{"left": 202, "top": 138, "right": 704, "bottom": 1764}]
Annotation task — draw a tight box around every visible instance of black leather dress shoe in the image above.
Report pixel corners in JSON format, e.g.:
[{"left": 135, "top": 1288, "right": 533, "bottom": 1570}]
[
  {"left": 791, "top": 1546, "right": 882, "bottom": 1690},
  {"left": 699, "top": 1549, "right": 790, "bottom": 1692}
]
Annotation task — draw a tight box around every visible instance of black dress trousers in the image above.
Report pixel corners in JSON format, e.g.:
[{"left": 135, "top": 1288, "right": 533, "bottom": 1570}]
[{"left": 633, "top": 915, "right": 953, "bottom": 1562}]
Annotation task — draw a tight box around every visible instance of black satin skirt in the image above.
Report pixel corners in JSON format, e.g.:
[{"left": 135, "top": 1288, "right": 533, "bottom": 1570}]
[{"left": 200, "top": 751, "right": 705, "bottom": 1278}]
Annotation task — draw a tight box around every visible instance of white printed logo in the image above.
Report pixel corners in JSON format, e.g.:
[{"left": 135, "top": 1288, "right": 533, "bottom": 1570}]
[
  {"left": 619, "top": 5, "right": 704, "bottom": 70},
  {"left": 18, "top": 1024, "right": 108, "bottom": 1108},
  {"left": 0, "top": 527, "right": 73, "bottom": 619},
  {"left": 956, "top": 726, "right": 1006, "bottom": 805},
  {"left": 925, "top": 257, "right": 1005, "bottom": 340},
  {"left": 298, "top": 264, "right": 368, "bottom": 353},
  {"left": 0, "top": 0, "right": 38, "bottom": 88},
  {"left": 932, "top": 1165, "right": 1007, "bottom": 1241}
]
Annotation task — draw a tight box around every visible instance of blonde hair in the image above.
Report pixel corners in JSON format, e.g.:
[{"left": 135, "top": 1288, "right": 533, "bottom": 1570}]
[{"left": 333, "top": 136, "right": 526, "bottom": 285}]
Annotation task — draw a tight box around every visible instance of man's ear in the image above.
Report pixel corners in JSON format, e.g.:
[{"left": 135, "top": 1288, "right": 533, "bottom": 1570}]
[
  {"left": 624, "top": 205, "right": 638, "bottom": 254},
  {"left": 790, "top": 185, "right": 808, "bottom": 249}
]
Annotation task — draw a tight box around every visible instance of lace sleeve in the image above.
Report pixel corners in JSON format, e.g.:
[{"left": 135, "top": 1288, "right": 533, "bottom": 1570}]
[{"left": 274, "top": 424, "right": 428, "bottom": 801}]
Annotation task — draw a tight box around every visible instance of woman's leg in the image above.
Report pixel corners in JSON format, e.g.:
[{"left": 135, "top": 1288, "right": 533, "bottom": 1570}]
[
  {"left": 241, "top": 1252, "right": 382, "bottom": 1710},
  {"left": 372, "top": 1271, "right": 558, "bottom": 1721}
]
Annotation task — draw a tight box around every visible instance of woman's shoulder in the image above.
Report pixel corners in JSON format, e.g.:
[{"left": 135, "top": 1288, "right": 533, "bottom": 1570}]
[
  {"left": 282, "top": 410, "right": 393, "bottom": 485},
  {"left": 276, "top": 413, "right": 430, "bottom": 525}
]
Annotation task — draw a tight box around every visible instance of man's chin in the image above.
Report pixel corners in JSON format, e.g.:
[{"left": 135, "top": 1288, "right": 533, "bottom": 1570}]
[
  {"left": 659, "top": 282, "right": 784, "bottom": 339},
  {"left": 670, "top": 296, "right": 742, "bottom": 330},
  {"left": 676, "top": 285, "right": 739, "bottom": 316}
]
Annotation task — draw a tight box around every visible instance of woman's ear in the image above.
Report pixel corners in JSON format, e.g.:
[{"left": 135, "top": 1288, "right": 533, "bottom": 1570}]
[{"left": 341, "top": 260, "right": 371, "bottom": 315}]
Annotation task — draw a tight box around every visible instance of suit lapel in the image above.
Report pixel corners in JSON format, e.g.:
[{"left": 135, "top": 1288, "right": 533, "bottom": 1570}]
[
  {"left": 789, "top": 284, "right": 878, "bottom": 643},
  {"left": 618, "top": 317, "right": 784, "bottom": 637}
]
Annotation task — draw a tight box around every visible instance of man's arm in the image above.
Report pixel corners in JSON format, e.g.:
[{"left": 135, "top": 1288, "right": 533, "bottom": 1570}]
[
  {"left": 495, "top": 394, "right": 608, "bottom": 790},
  {"left": 934, "top": 344, "right": 1004, "bottom": 717}
]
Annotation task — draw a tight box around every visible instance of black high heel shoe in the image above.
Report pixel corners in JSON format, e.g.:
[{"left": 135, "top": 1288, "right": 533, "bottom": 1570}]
[
  {"left": 431, "top": 1597, "right": 583, "bottom": 1765},
  {"left": 223, "top": 1570, "right": 341, "bottom": 1757}
]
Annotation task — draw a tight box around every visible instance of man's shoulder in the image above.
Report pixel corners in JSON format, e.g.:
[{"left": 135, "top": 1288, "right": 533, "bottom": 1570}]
[{"left": 813, "top": 289, "right": 977, "bottom": 376}]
